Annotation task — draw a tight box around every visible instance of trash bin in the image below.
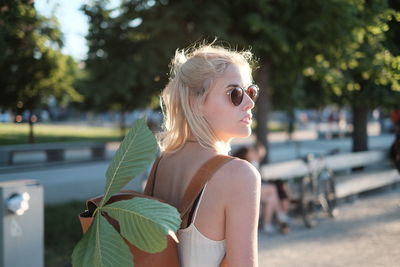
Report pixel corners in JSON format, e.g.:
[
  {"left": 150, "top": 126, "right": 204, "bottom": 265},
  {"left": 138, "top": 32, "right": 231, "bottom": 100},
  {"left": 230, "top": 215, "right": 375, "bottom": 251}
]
[{"left": 0, "top": 180, "right": 43, "bottom": 267}]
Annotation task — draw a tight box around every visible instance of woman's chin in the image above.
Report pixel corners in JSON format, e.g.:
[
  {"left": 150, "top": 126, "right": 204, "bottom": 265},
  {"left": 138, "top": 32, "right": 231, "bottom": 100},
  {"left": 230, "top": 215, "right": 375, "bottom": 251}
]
[
  {"left": 218, "top": 127, "right": 252, "bottom": 142},
  {"left": 235, "top": 128, "right": 252, "bottom": 138}
]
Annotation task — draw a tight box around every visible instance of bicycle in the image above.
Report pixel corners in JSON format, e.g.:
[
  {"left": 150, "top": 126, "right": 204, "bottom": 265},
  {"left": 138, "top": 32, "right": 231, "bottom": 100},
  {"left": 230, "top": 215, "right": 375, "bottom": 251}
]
[{"left": 299, "top": 148, "right": 339, "bottom": 228}]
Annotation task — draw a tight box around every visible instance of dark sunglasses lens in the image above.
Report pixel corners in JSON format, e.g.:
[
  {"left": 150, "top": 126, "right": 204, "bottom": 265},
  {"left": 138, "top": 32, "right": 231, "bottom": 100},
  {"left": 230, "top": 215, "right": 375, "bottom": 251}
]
[
  {"left": 247, "top": 85, "right": 259, "bottom": 101},
  {"left": 231, "top": 87, "right": 244, "bottom": 106}
]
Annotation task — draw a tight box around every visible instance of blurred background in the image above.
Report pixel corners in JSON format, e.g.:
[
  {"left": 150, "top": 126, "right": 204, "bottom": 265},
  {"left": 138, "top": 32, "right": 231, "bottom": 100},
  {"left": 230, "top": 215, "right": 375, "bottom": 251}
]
[{"left": 1, "top": 0, "right": 400, "bottom": 266}]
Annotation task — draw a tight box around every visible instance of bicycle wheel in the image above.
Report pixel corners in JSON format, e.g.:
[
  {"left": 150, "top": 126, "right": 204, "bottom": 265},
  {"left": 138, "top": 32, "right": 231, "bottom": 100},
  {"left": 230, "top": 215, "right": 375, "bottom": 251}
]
[
  {"left": 320, "top": 173, "right": 338, "bottom": 218},
  {"left": 299, "top": 176, "right": 317, "bottom": 228},
  {"left": 318, "top": 168, "right": 337, "bottom": 218}
]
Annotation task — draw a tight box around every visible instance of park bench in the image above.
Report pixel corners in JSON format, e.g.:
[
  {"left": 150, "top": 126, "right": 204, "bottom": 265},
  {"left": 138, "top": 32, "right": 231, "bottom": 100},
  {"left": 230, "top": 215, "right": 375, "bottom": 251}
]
[
  {"left": 260, "top": 149, "right": 400, "bottom": 227},
  {"left": 260, "top": 149, "right": 399, "bottom": 199},
  {"left": 0, "top": 141, "right": 106, "bottom": 166}
]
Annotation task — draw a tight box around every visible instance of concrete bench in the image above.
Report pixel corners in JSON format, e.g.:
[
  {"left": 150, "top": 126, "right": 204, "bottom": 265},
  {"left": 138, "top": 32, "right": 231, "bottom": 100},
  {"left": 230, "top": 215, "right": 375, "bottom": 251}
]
[
  {"left": 260, "top": 150, "right": 400, "bottom": 199},
  {"left": 0, "top": 141, "right": 106, "bottom": 166}
]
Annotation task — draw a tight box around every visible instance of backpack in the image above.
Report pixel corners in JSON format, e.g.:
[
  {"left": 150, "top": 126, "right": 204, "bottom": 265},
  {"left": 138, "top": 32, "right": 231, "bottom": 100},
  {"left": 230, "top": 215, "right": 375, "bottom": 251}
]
[{"left": 78, "top": 154, "right": 233, "bottom": 267}]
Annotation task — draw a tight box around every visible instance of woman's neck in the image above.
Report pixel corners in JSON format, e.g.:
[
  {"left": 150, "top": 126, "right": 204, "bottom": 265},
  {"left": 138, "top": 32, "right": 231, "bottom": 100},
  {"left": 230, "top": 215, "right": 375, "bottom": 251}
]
[{"left": 186, "top": 135, "right": 231, "bottom": 155}]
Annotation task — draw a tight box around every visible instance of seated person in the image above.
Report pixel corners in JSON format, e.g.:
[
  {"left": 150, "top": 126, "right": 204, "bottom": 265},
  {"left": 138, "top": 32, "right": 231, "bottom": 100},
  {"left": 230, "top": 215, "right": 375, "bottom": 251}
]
[{"left": 233, "top": 145, "right": 290, "bottom": 234}]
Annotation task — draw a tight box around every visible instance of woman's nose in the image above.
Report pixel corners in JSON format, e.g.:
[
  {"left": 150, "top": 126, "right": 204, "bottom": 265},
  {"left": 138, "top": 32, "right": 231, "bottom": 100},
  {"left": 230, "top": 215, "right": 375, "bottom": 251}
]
[{"left": 242, "top": 93, "right": 255, "bottom": 110}]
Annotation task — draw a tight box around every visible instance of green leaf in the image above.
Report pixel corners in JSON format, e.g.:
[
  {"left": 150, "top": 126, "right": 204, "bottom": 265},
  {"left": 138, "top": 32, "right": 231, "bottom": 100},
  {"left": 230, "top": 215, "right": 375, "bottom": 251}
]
[
  {"left": 101, "top": 118, "right": 157, "bottom": 206},
  {"left": 101, "top": 197, "right": 181, "bottom": 253},
  {"left": 71, "top": 215, "right": 133, "bottom": 267}
]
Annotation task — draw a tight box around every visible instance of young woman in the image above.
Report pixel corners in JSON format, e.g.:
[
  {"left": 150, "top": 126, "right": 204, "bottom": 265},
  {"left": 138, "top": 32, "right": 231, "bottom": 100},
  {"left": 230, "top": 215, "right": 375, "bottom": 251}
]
[{"left": 151, "top": 44, "right": 261, "bottom": 267}]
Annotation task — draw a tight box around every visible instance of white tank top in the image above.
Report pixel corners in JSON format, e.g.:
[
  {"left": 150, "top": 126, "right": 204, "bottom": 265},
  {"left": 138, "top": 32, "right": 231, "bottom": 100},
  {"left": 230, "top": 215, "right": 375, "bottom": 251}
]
[{"left": 177, "top": 183, "right": 226, "bottom": 267}]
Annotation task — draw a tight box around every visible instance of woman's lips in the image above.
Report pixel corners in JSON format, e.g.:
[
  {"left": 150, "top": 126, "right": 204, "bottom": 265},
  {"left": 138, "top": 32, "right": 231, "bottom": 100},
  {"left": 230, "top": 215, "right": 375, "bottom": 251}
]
[{"left": 241, "top": 115, "right": 252, "bottom": 124}]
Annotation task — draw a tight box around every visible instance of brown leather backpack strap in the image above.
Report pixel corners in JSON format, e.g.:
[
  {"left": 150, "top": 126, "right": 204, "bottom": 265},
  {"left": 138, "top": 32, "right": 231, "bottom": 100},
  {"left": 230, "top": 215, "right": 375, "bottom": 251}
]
[
  {"left": 143, "top": 156, "right": 163, "bottom": 196},
  {"left": 179, "top": 155, "right": 234, "bottom": 228}
]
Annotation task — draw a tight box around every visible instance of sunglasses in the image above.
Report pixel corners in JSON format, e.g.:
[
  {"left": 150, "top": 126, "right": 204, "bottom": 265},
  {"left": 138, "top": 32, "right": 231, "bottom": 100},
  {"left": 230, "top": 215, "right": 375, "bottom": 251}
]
[{"left": 227, "top": 84, "right": 259, "bottom": 106}]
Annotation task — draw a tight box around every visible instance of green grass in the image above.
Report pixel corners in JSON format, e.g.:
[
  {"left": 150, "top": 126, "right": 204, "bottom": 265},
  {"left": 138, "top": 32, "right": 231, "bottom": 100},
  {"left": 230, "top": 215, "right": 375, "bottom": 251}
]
[
  {"left": 45, "top": 201, "right": 86, "bottom": 267},
  {"left": 0, "top": 121, "right": 286, "bottom": 145},
  {"left": 0, "top": 123, "right": 121, "bottom": 145}
]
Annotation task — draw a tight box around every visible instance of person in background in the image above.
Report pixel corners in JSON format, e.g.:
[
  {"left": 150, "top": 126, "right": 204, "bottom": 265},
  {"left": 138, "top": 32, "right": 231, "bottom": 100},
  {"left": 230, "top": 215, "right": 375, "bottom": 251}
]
[
  {"left": 391, "top": 109, "right": 400, "bottom": 133},
  {"left": 390, "top": 133, "right": 400, "bottom": 172},
  {"left": 233, "top": 144, "right": 290, "bottom": 234}
]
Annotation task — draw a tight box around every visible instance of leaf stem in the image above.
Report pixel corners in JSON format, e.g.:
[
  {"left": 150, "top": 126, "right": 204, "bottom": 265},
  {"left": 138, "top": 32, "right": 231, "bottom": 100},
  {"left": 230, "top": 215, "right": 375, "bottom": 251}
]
[{"left": 93, "top": 207, "right": 100, "bottom": 217}]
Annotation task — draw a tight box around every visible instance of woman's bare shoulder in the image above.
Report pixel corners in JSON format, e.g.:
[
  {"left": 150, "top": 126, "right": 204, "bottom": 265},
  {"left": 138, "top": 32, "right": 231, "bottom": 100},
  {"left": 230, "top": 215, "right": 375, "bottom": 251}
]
[{"left": 213, "top": 157, "right": 261, "bottom": 191}]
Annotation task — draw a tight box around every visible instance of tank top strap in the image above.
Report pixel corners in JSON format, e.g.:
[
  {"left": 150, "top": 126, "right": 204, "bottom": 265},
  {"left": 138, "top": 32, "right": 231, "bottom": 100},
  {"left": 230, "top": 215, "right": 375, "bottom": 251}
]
[{"left": 191, "top": 183, "right": 208, "bottom": 224}]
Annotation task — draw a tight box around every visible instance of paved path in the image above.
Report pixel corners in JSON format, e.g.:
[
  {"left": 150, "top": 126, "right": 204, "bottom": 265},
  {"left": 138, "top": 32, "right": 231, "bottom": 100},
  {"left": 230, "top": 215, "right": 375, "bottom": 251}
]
[
  {"left": 258, "top": 187, "right": 400, "bottom": 267},
  {"left": 0, "top": 161, "right": 146, "bottom": 203}
]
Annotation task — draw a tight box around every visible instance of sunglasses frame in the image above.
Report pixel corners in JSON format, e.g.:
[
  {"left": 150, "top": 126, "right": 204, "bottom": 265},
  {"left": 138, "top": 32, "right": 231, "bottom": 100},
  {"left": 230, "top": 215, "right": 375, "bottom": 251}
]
[{"left": 226, "top": 84, "right": 259, "bottom": 106}]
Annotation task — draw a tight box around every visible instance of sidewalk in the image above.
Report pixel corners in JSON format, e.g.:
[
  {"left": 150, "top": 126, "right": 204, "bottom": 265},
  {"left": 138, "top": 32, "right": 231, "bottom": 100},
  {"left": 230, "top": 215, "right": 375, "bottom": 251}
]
[{"left": 258, "top": 186, "right": 400, "bottom": 267}]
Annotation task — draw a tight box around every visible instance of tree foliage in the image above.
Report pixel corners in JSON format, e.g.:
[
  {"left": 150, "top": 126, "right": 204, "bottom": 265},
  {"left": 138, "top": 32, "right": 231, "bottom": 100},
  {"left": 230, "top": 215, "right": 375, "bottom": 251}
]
[
  {"left": 80, "top": 0, "right": 400, "bottom": 153},
  {"left": 301, "top": 0, "right": 400, "bottom": 151},
  {"left": 0, "top": 0, "right": 82, "bottom": 142},
  {"left": 79, "top": 0, "right": 167, "bottom": 114},
  {"left": 0, "top": 0, "right": 82, "bottom": 112}
]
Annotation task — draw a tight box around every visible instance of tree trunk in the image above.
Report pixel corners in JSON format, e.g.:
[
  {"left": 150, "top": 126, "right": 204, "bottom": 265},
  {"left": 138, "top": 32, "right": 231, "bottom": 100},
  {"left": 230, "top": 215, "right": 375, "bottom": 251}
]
[
  {"left": 255, "top": 60, "right": 272, "bottom": 164},
  {"left": 28, "top": 109, "right": 35, "bottom": 143},
  {"left": 119, "top": 110, "right": 127, "bottom": 141},
  {"left": 352, "top": 105, "right": 368, "bottom": 152}
]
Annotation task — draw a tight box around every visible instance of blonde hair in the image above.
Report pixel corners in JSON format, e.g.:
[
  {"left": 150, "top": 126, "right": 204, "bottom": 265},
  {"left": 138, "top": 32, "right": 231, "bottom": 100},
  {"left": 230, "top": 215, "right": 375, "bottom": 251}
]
[{"left": 158, "top": 44, "right": 255, "bottom": 154}]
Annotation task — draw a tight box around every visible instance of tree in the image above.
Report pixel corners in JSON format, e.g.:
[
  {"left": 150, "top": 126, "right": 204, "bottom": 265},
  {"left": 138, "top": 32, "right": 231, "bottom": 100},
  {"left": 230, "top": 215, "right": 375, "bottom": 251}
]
[
  {"left": 218, "top": 0, "right": 384, "bottom": 161},
  {"left": 122, "top": 0, "right": 355, "bottom": 161},
  {"left": 81, "top": 0, "right": 400, "bottom": 156},
  {"left": 0, "top": 0, "right": 82, "bottom": 143},
  {"left": 305, "top": 0, "right": 400, "bottom": 152},
  {"left": 138, "top": 0, "right": 386, "bottom": 161},
  {"left": 221, "top": 0, "right": 400, "bottom": 156},
  {"left": 383, "top": 0, "right": 400, "bottom": 111},
  {"left": 79, "top": 0, "right": 173, "bottom": 137}
]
